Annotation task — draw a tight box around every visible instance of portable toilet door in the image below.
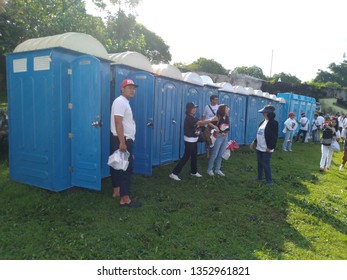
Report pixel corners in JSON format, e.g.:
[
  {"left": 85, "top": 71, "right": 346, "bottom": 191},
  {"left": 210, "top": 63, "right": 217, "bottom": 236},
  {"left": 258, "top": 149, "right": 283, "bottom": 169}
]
[
  {"left": 180, "top": 72, "right": 204, "bottom": 157},
  {"left": 109, "top": 52, "right": 155, "bottom": 175},
  {"left": 70, "top": 55, "right": 108, "bottom": 191},
  {"left": 152, "top": 64, "right": 183, "bottom": 165},
  {"left": 6, "top": 32, "right": 110, "bottom": 191}
]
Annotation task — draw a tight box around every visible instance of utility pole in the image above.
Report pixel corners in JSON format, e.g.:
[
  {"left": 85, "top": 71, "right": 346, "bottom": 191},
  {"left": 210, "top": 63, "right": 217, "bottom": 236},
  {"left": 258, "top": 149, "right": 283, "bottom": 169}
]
[{"left": 269, "top": 49, "right": 274, "bottom": 78}]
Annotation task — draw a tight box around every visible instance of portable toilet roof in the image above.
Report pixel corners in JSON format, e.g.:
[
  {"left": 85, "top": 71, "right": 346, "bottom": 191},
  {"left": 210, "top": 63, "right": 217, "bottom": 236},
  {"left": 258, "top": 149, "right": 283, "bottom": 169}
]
[
  {"left": 13, "top": 32, "right": 109, "bottom": 60},
  {"left": 233, "top": 86, "right": 247, "bottom": 94},
  {"left": 108, "top": 51, "right": 154, "bottom": 73},
  {"left": 200, "top": 75, "right": 219, "bottom": 87},
  {"left": 215, "top": 82, "right": 233, "bottom": 92},
  {"left": 276, "top": 97, "right": 286, "bottom": 103},
  {"left": 182, "top": 72, "right": 204, "bottom": 86},
  {"left": 254, "top": 89, "right": 263, "bottom": 96},
  {"left": 244, "top": 87, "right": 255, "bottom": 95},
  {"left": 152, "top": 64, "right": 183, "bottom": 80}
]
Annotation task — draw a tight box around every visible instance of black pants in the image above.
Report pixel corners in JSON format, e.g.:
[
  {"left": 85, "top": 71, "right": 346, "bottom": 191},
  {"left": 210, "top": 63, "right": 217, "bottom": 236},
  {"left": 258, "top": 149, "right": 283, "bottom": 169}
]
[
  {"left": 296, "top": 129, "right": 307, "bottom": 142},
  {"left": 172, "top": 141, "right": 198, "bottom": 175},
  {"left": 110, "top": 137, "right": 133, "bottom": 196}
]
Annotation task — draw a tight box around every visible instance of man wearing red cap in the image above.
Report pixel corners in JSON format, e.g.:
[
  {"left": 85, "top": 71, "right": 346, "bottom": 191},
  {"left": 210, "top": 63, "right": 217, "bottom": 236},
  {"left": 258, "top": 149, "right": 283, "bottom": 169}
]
[
  {"left": 282, "top": 112, "right": 298, "bottom": 151},
  {"left": 110, "top": 79, "right": 141, "bottom": 207}
]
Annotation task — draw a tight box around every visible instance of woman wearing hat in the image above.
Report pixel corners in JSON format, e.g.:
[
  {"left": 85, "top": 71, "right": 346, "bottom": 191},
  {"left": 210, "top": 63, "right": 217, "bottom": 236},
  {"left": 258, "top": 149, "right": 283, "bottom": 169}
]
[
  {"left": 249, "top": 105, "right": 278, "bottom": 186},
  {"left": 169, "top": 102, "right": 217, "bottom": 181},
  {"left": 282, "top": 112, "right": 298, "bottom": 151}
]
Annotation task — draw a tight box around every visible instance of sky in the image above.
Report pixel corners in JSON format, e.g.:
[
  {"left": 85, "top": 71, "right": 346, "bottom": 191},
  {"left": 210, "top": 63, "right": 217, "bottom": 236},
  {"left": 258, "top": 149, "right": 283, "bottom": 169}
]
[{"left": 85, "top": 0, "right": 347, "bottom": 82}]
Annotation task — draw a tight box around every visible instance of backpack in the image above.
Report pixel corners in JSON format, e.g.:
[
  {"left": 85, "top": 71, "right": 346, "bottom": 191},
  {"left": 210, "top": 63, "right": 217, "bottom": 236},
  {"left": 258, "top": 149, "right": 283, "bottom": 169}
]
[{"left": 321, "top": 128, "right": 333, "bottom": 145}]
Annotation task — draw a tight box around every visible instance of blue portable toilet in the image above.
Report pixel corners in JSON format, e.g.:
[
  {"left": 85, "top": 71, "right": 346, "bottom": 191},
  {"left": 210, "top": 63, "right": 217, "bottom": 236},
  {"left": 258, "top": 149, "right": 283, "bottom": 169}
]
[
  {"left": 277, "top": 93, "right": 315, "bottom": 136},
  {"left": 152, "top": 64, "right": 183, "bottom": 165},
  {"left": 108, "top": 51, "right": 155, "bottom": 175},
  {"left": 216, "top": 82, "right": 247, "bottom": 145},
  {"left": 180, "top": 72, "right": 205, "bottom": 157},
  {"left": 275, "top": 96, "right": 287, "bottom": 138},
  {"left": 6, "top": 32, "right": 111, "bottom": 191}
]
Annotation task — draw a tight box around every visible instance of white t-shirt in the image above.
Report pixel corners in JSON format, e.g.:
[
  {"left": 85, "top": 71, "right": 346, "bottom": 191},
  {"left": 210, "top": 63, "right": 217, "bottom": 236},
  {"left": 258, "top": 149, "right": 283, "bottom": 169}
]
[
  {"left": 317, "top": 116, "right": 325, "bottom": 127},
  {"left": 256, "top": 120, "right": 273, "bottom": 152},
  {"left": 299, "top": 116, "right": 309, "bottom": 131},
  {"left": 284, "top": 118, "right": 297, "bottom": 131},
  {"left": 203, "top": 104, "right": 219, "bottom": 120},
  {"left": 110, "top": 95, "right": 136, "bottom": 140}
]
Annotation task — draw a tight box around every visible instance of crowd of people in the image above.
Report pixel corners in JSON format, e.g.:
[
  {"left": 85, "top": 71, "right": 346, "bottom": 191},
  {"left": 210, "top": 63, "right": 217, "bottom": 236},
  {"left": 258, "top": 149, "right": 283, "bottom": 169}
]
[{"left": 109, "top": 79, "right": 347, "bottom": 208}]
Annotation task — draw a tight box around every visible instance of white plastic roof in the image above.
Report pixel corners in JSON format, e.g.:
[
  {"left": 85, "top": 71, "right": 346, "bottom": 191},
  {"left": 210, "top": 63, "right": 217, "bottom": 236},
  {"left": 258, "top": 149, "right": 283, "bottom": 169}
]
[
  {"left": 233, "top": 86, "right": 247, "bottom": 94},
  {"left": 200, "top": 75, "right": 218, "bottom": 87},
  {"left": 276, "top": 97, "right": 286, "bottom": 103},
  {"left": 152, "top": 64, "right": 183, "bottom": 80},
  {"left": 182, "top": 72, "right": 204, "bottom": 86},
  {"left": 13, "top": 32, "right": 109, "bottom": 60},
  {"left": 254, "top": 89, "right": 263, "bottom": 96},
  {"left": 244, "top": 87, "right": 255, "bottom": 95},
  {"left": 108, "top": 51, "right": 153, "bottom": 73},
  {"left": 215, "top": 82, "right": 233, "bottom": 92}
]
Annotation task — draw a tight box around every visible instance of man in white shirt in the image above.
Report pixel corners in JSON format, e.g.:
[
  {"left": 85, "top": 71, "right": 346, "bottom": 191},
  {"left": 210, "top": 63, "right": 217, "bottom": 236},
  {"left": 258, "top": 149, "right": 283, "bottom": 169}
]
[
  {"left": 295, "top": 112, "right": 309, "bottom": 143},
  {"left": 110, "top": 79, "right": 141, "bottom": 208},
  {"left": 202, "top": 95, "right": 219, "bottom": 158}
]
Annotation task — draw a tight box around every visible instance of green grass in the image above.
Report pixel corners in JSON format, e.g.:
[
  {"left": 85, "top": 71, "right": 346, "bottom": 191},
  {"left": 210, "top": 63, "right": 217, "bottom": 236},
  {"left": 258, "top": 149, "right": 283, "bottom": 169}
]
[{"left": 1, "top": 139, "right": 347, "bottom": 260}]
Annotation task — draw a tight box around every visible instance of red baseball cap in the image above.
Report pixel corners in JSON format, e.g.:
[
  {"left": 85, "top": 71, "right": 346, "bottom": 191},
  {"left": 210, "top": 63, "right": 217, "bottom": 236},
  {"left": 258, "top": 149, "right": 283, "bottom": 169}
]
[
  {"left": 289, "top": 112, "right": 295, "bottom": 117},
  {"left": 121, "top": 79, "right": 138, "bottom": 89}
]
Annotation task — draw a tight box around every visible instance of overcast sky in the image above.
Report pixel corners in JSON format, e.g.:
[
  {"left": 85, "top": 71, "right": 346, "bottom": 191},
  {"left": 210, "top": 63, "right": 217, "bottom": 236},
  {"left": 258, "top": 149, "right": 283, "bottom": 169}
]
[{"left": 86, "top": 0, "right": 347, "bottom": 82}]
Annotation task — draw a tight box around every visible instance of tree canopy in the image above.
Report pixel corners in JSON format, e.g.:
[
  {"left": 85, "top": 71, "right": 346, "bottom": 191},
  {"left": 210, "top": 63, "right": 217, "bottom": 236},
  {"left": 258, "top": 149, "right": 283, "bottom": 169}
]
[
  {"left": 232, "top": 65, "right": 267, "bottom": 80},
  {"left": 0, "top": 0, "right": 171, "bottom": 63},
  {"left": 270, "top": 72, "right": 302, "bottom": 85},
  {"left": 180, "top": 57, "right": 228, "bottom": 75}
]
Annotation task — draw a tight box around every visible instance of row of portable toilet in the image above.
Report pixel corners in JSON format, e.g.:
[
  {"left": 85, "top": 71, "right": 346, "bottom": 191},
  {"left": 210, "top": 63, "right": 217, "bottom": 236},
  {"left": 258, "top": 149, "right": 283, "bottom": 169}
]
[
  {"left": 6, "top": 32, "right": 315, "bottom": 192},
  {"left": 277, "top": 93, "right": 316, "bottom": 137}
]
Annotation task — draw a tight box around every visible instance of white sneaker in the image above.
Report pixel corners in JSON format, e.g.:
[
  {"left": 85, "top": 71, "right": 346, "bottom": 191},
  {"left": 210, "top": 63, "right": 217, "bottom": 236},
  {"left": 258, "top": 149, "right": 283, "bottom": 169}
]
[
  {"left": 339, "top": 165, "right": 344, "bottom": 172},
  {"left": 191, "top": 172, "right": 202, "bottom": 177},
  {"left": 207, "top": 170, "right": 214, "bottom": 176},
  {"left": 215, "top": 170, "right": 225, "bottom": 176},
  {"left": 169, "top": 173, "right": 181, "bottom": 181}
]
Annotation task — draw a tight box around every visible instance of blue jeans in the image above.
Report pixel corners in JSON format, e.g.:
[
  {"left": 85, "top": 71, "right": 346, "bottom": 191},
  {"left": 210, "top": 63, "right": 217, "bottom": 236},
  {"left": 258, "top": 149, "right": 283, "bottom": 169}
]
[
  {"left": 208, "top": 134, "right": 228, "bottom": 172},
  {"left": 256, "top": 149, "right": 273, "bottom": 184},
  {"left": 282, "top": 130, "right": 294, "bottom": 150}
]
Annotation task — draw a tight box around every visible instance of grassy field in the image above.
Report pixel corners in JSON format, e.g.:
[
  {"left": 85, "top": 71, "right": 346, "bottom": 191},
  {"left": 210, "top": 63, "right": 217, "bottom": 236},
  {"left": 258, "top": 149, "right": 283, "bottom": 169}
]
[{"left": 1, "top": 135, "right": 347, "bottom": 260}]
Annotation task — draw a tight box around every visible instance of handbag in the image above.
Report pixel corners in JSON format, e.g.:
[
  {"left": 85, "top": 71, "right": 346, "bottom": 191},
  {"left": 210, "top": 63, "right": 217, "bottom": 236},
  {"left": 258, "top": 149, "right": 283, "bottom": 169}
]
[{"left": 195, "top": 126, "right": 205, "bottom": 142}]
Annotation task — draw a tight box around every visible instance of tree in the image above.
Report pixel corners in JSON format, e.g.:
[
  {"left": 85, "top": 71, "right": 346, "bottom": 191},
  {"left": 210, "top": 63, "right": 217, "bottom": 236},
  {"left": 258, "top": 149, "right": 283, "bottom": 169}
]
[
  {"left": 105, "top": 10, "right": 171, "bottom": 63},
  {"left": 184, "top": 58, "right": 228, "bottom": 75},
  {"left": 232, "top": 65, "right": 266, "bottom": 80},
  {"left": 270, "top": 72, "right": 302, "bottom": 85},
  {"left": 314, "top": 61, "right": 347, "bottom": 87},
  {"left": 0, "top": 0, "right": 106, "bottom": 56}
]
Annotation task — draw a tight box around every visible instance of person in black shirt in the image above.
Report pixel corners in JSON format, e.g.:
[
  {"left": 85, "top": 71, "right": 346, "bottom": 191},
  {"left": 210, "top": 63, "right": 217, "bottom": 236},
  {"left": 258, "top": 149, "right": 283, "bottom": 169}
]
[{"left": 169, "top": 102, "right": 217, "bottom": 181}]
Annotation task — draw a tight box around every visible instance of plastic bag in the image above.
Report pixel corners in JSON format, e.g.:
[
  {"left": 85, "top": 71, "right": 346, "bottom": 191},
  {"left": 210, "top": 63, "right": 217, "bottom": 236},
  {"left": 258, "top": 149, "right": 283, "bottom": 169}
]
[
  {"left": 331, "top": 140, "right": 340, "bottom": 152},
  {"left": 107, "top": 149, "right": 130, "bottom": 171},
  {"left": 222, "top": 149, "right": 231, "bottom": 160}
]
